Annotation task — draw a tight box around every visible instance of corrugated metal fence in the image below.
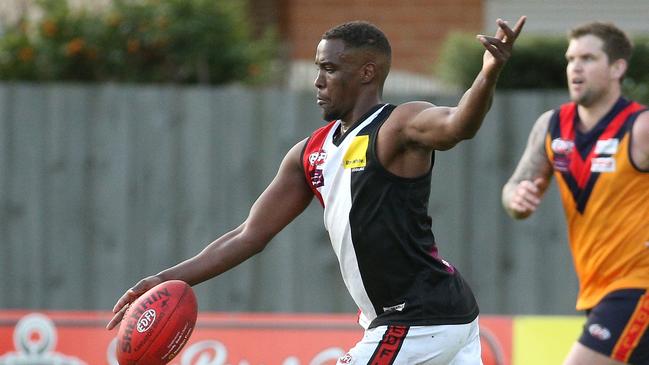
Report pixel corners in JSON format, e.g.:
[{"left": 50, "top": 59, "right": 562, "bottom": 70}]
[{"left": 0, "top": 83, "right": 578, "bottom": 315}]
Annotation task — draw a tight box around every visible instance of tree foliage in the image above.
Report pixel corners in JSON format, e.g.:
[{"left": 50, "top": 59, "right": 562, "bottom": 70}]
[
  {"left": 436, "top": 33, "right": 649, "bottom": 103},
  {"left": 0, "top": 0, "right": 277, "bottom": 84}
]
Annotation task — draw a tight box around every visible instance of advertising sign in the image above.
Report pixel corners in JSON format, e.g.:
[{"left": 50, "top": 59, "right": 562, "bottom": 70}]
[{"left": 0, "top": 311, "right": 512, "bottom": 365}]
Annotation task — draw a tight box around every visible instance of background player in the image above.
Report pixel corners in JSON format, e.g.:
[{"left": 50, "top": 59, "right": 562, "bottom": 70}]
[{"left": 502, "top": 22, "right": 649, "bottom": 365}]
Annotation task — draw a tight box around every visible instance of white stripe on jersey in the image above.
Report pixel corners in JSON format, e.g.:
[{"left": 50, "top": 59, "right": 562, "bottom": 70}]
[{"left": 316, "top": 105, "right": 388, "bottom": 329}]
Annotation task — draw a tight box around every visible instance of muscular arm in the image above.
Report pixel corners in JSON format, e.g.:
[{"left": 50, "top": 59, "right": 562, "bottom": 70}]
[
  {"left": 631, "top": 111, "right": 649, "bottom": 170},
  {"left": 400, "top": 17, "right": 526, "bottom": 151},
  {"left": 502, "top": 111, "right": 554, "bottom": 219},
  {"left": 107, "top": 140, "right": 313, "bottom": 329},
  {"left": 159, "top": 140, "right": 313, "bottom": 285}
]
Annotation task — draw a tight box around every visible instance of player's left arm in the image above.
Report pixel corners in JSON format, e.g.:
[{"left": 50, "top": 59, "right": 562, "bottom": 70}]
[
  {"left": 398, "top": 16, "right": 526, "bottom": 151},
  {"left": 631, "top": 111, "right": 649, "bottom": 170}
]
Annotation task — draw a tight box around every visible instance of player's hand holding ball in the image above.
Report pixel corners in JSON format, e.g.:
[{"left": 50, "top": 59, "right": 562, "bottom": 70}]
[{"left": 107, "top": 278, "right": 198, "bottom": 365}]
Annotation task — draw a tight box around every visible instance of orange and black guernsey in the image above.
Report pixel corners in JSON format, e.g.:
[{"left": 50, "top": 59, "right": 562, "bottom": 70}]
[{"left": 545, "top": 97, "right": 649, "bottom": 310}]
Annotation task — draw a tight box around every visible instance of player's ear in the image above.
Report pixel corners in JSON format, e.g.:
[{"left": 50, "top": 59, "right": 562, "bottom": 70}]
[
  {"left": 360, "top": 62, "right": 376, "bottom": 84},
  {"left": 611, "top": 58, "right": 628, "bottom": 80}
]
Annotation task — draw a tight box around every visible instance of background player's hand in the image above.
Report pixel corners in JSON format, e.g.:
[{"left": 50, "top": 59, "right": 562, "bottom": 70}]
[
  {"left": 507, "top": 177, "right": 547, "bottom": 218},
  {"left": 106, "top": 275, "right": 163, "bottom": 330},
  {"left": 478, "top": 16, "right": 526, "bottom": 74}
]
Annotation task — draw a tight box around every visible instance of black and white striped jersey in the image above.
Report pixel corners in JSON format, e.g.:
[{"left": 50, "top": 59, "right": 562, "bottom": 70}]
[{"left": 301, "top": 104, "right": 478, "bottom": 329}]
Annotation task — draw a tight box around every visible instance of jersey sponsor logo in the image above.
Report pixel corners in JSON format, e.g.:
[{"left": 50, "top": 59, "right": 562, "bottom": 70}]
[
  {"left": 310, "top": 169, "right": 325, "bottom": 188},
  {"left": 343, "top": 136, "right": 369, "bottom": 170},
  {"left": 369, "top": 325, "right": 408, "bottom": 364},
  {"left": 382, "top": 303, "right": 406, "bottom": 313},
  {"left": 588, "top": 323, "right": 611, "bottom": 341},
  {"left": 591, "top": 157, "right": 616, "bottom": 173},
  {"left": 552, "top": 156, "right": 570, "bottom": 172},
  {"left": 551, "top": 138, "right": 574, "bottom": 154},
  {"left": 594, "top": 138, "right": 619, "bottom": 155},
  {"left": 551, "top": 138, "right": 574, "bottom": 172}
]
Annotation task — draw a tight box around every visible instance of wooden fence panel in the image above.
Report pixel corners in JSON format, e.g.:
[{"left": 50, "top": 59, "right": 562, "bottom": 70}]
[{"left": 0, "top": 84, "right": 579, "bottom": 315}]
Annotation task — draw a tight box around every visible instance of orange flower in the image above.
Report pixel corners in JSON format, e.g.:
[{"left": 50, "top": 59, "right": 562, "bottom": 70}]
[
  {"left": 18, "top": 47, "right": 34, "bottom": 62},
  {"left": 127, "top": 39, "right": 140, "bottom": 54},
  {"left": 65, "top": 38, "right": 85, "bottom": 56},
  {"left": 41, "top": 20, "right": 58, "bottom": 37}
]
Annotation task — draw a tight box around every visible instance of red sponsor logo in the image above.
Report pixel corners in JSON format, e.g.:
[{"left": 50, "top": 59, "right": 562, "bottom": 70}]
[{"left": 613, "top": 295, "right": 649, "bottom": 362}]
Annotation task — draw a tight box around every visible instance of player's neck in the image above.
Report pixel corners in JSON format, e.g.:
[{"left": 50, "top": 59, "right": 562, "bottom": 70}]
[
  {"left": 341, "top": 93, "right": 382, "bottom": 129},
  {"left": 577, "top": 90, "right": 621, "bottom": 130}
]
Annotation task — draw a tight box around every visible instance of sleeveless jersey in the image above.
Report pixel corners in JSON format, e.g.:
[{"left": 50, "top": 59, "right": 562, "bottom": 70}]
[
  {"left": 545, "top": 97, "right": 649, "bottom": 310},
  {"left": 301, "top": 104, "right": 478, "bottom": 329}
]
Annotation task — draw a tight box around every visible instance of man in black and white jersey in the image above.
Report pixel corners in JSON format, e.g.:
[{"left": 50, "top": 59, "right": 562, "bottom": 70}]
[{"left": 107, "top": 16, "right": 526, "bottom": 364}]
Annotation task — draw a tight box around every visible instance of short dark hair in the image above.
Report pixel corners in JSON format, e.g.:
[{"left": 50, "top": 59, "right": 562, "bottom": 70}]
[
  {"left": 569, "top": 22, "right": 633, "bottom": 63},
  {"left": 322, "top": 21, "right": 392, "bottom": 61}
]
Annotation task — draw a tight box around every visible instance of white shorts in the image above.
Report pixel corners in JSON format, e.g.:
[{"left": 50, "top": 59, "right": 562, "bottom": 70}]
[{"left": 337, "top": 317, "right": 483, "bottom": 365}]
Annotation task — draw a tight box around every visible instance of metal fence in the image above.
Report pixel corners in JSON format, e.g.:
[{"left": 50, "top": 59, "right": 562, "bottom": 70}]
[{"left": 0, "top": 83, "right": 578, "bottom": 315}]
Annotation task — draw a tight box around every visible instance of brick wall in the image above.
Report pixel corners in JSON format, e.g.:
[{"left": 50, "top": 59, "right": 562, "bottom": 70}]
[{"left": 279, "top": 0, "right": 483, "bottom": 75}]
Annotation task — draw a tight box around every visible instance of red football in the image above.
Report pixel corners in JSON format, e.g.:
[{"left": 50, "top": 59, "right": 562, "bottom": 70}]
[{"left": 116, "top": 280, "right": 198, "bottom": 365}]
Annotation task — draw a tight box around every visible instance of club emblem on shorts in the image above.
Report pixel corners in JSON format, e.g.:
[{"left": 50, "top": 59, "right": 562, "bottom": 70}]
[
  {"left": 338, "top": 353, "right": 353, "bottom": 364},
  {"left": 588, "top": 323, "right": 611, "bottom": 341}
]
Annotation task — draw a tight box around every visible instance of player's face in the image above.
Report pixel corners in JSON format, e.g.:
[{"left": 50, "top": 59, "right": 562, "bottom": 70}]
[
  {"left": 565, "top": 35, "right": 616, "bottom": 107},
  {"left": 314, "top": 39, "right": 363, "bottom": 122}
]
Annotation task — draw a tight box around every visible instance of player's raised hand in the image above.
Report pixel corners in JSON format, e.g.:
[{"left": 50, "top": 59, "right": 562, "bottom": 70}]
[
  {"left": 106, "top": 275, "right": 163, "bottom": 330},
  {"left": 478, "top": 16, "right": 526, "bottom": 74}
]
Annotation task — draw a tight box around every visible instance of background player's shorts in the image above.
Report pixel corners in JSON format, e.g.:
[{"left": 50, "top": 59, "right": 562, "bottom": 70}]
[
  {"left": 579, "top": 288, "right": 649, "bottom": 364},
  {"left": 336, "top": 316, "right": 482, "bottom": 365}
]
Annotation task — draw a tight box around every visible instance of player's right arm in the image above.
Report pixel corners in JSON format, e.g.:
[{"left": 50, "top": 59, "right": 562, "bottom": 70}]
[
  {"left": 502, "top": 111, "right": 554, "bottom": 219},
  {"left": 107, "top": 139, "right": 313, "bottom": 330}
]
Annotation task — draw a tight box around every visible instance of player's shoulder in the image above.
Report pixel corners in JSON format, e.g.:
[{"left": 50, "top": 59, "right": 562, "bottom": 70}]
[
  {"left": 391, "top": 101, "right": 436, "bottom": 118},
  {"left": 385, "top": 101, "right": 438, "bottom": 129},
  {"left": 635, "top": 108, "right": 649, "bottom": 122},
  {"left": 531, "top": 109, "right": 555, "bottom": 132},
  {"left": 632, "top": 109, "right": 649, "bottom": 136}
]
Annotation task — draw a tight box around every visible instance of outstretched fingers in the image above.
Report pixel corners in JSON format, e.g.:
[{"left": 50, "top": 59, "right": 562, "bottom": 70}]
[
  {"left": 106, "top": 302, "right": 130, "bottom": 330},
  {"left": 106, "top": 277, "right": 161, "bottom": 330},
  {"left": 478, "top": 16, "right": 526, "bottom": 65}
]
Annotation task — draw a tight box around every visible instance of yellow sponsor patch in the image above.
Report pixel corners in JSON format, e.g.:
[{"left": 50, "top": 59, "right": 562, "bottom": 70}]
[{"left": 343, "top": 135, "right": 369, "bottom": 169}]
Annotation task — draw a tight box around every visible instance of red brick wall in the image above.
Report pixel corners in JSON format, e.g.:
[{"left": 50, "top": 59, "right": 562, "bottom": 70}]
[{"left": 279, "top": 0, "right": 483, "bottom": 75}]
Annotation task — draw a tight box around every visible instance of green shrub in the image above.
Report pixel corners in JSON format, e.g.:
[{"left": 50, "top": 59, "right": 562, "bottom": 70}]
[
  {"left": 436, "top": 33, "right": 649, "bottom": 103},
  {"left": 0, "top": 0, "right": 277, "bottom": 84}
]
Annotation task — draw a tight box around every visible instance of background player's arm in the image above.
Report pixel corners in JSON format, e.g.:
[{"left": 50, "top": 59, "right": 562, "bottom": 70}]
[
  {"left": 632, "top": 111, "right": 649, "bottom": 170},
  {"left": 107, "top": 139, "right": 313, "bottom": 330},
  {"left": 502, "top": 111, "right": 554, "bottom": 219},
  {"left": 399, "top": 17, "right": 526, "bottom": 151}
]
